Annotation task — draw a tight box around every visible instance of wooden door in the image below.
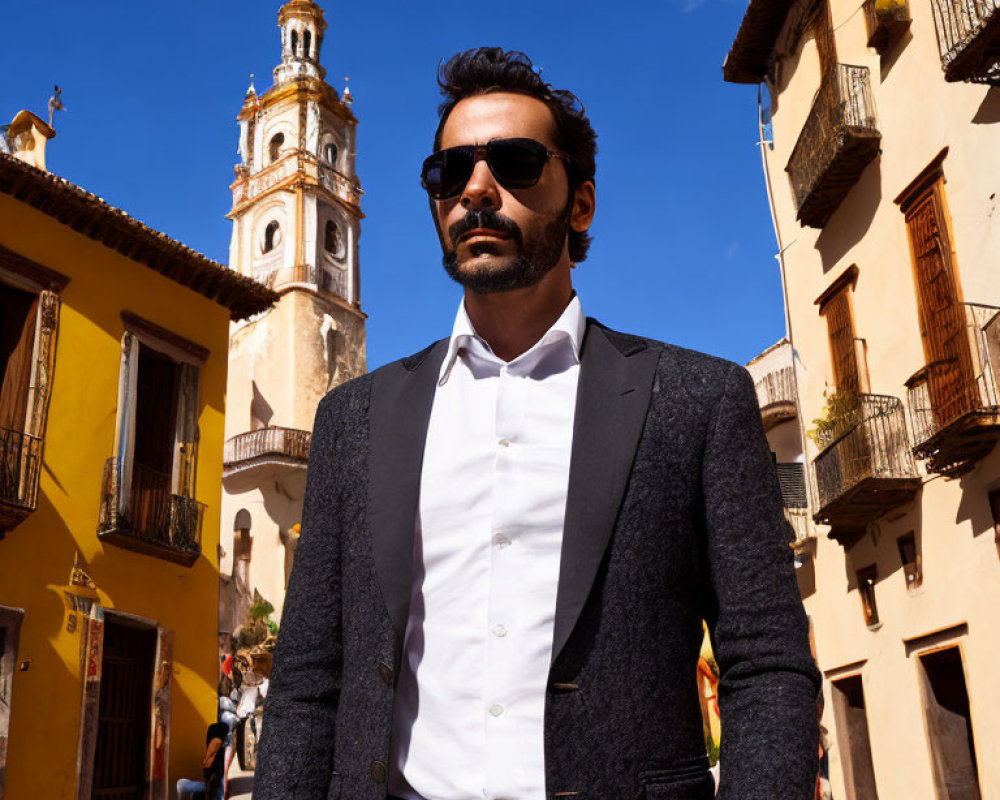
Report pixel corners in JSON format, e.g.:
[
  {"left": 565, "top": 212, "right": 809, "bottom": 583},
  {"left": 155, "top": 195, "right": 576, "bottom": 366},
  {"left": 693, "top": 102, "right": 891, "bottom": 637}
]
[
  {"left": 824, "top": 289, "right": 861, "bottom": 398},
  {"left": 831, "top": 675, "right": 880, "bottom": 800},
  {"left": 91, "top": 621, "right": 156, "bottom": 800},
  {"left": 906, "top": 185, "right": 975, "bottom": 429}
]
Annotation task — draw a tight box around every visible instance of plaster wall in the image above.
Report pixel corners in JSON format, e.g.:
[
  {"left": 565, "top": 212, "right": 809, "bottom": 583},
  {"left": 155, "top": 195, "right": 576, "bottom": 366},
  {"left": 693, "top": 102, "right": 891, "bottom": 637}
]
[
  {"left": 0, "top": 193, "right": 230, "bottom": 799},
  {"left": 761, "top": 0, "right": 1000, "bottom": 795}
]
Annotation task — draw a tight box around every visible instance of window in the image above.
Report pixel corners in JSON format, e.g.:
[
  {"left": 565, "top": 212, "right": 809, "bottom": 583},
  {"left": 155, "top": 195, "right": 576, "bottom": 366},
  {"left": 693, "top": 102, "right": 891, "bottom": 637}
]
[
  {"left": 0, "top": 606, "right": 25, "bottom": 800},
  {"left": 324, "top": 142, "right": 338, "bottom": 165},
  {"left": 304, "top": 29, "right": 311, "bottom": 58},
  {"left": 989, "top": 488, "right": 1000, "bottom": 542},
  {"left": 830, "top": 675, "right": 880, "bottom": 798},
  {"left": 898, "top": 155, "right": 974, "bottom": 432},
  {"left": 817, "top": 267, "right": 863, "bottom": 397},
  {"left": 263, "top": 221, "right": 281, "bottom": 254},
  {"left": 857, "top": 565, "right": 879, "bottom": 627},
  {"left": 291, "top": 29, "right": 298, "bottom": 56},
  {"left": 98, "top": 313, "right": 206, "bottom": 565},
  {"left": 917, "top": 647, "right": 981, "bottom": 798},
  {"left": 0, "top": 248, "right": 65, "bottom": 535},
  {"left": 324, "top": 220, "right": 339, "bottom": 254},
  {"left": 897, "top": 532, "right": 922, "bottom": 588},
  {"left": 268, "top": 133, "right": 284, "bottom": 164}
]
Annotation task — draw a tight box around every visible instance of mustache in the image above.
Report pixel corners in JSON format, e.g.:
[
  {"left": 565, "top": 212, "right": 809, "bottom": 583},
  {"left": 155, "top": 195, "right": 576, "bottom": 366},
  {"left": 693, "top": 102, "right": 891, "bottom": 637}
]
[{"left": 448, "top": 208, "right": 523, "bottom": 246}]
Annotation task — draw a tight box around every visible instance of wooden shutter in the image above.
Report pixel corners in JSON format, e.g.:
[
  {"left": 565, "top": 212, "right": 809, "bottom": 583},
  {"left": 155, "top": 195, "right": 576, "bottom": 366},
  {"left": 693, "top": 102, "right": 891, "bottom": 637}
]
[
  {"left": 905, "top": 182, "right": 974, "bottom": 428},
  {"left": 814, "top": 0, "right": 838, "bottom": 76},
  {"left": 113, "top": 333, "right": 139, "bottom": 515},
  {"left": 0, "top": 286, "right": 39, "bottom": 433},
  {"left": 822, "top": 288, "right": 861, "bottom": 397},
  {"left": 171, "top": 362, "right": 200, "bottom": 498},
  {"left": 26, "top": 290, "right": 60, "bottom": 439}
]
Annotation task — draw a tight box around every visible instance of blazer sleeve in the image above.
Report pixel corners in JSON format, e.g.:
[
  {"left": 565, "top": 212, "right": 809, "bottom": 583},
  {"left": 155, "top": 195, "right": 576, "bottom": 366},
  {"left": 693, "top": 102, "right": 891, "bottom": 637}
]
[
  {"left": 253, "top": 393, "right": 342, "bottom": 800},
  {"left": 701, "top": 363, "right": 822, "bottom": 800}
]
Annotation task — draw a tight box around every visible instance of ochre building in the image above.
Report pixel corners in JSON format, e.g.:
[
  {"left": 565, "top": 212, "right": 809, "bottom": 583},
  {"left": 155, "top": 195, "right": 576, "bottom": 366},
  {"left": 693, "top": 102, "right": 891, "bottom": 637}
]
[
  {"left": 0, "top": 116, "right": 275, "bottom": 799},
  {"left": 726, "top": 0, "right": 1000, "bottom": 796}
]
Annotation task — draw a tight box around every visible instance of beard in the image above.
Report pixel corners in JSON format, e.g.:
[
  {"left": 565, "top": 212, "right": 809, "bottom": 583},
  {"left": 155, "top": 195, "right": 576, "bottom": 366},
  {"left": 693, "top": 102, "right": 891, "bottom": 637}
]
[{"left": 440, "top": 203, "right": 571, "bottom": 295}]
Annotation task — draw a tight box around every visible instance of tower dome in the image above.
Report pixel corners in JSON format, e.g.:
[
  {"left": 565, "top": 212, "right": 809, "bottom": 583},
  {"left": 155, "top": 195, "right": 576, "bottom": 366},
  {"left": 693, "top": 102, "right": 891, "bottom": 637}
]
[{"left": 274, "top": 0, "right": 327, "bottom": 84}]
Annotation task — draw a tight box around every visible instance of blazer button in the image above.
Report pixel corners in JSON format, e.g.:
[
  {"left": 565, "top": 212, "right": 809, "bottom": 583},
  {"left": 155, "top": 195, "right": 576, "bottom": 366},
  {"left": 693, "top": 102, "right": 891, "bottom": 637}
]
[
  {"left": 371, "top": 760, "right": 387, "bottom": 783},
  {"left": 378, "top": 662, "right": 393, "bottom": 685}
]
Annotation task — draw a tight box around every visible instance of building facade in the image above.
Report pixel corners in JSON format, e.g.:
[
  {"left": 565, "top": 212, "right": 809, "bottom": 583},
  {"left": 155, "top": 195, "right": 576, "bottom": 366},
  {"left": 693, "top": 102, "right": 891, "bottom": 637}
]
[
  {"left": 219, "top": 0, "right": 367, "bottom": 635},
  {"left": 725, "top": 0, "right": 1000, "bottom": 796},
  {"left": 0, "top": 118, "right": 275, "bottom": 799}
]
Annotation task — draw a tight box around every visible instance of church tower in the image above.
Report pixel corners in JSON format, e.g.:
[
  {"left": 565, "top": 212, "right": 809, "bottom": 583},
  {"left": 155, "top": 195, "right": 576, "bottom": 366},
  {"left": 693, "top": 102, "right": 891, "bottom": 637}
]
[{"left": 219, "top": 0, "right": 366, "bottom": 630}]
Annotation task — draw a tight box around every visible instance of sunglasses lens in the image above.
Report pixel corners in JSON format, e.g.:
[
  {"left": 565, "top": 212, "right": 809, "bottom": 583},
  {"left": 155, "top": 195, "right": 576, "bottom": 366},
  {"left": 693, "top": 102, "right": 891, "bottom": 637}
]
[
  {"left": 421, "top": 148, "right": 473, "bottom": 199},
  {"left": 488, "top": 139, "right": 548, "bottom": 189}
]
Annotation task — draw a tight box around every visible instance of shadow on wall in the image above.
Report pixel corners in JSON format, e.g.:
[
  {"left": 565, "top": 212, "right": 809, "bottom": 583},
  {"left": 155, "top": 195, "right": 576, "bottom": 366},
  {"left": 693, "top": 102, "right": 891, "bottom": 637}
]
[
  {"left": 972, "top": 87, "right": 1000, "bottom": 125},
  {"left": 817, "top": 157, "right": 883, "bottom": 275},
  {"left": 841, "top": 494, "right": 922, "bottom": 592},
  {"left": 954, "top": 442, "right": 1000, "bottom": 537},
  {"left": 878, "top": 28, "right": 913, "bottom": 83}
]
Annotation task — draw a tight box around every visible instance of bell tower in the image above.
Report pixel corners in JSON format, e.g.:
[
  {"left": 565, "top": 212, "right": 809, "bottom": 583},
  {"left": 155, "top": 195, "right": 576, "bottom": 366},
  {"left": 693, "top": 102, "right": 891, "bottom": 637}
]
[{"left": 220, "top": 0, "right": 366, "bottom": 629}]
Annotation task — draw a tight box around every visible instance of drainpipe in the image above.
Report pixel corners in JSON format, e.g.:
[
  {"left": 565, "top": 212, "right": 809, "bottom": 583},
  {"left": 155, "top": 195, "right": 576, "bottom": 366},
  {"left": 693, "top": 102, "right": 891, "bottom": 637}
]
[{"left": 757, "top": 85, "right": 820, "bottom": 531}]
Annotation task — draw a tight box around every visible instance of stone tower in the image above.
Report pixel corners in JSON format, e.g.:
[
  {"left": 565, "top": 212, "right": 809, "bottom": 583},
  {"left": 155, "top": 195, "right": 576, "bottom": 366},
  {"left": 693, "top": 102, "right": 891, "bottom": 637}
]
[{"left": 219, "top": 0, "right": 366, "bottom": 631}]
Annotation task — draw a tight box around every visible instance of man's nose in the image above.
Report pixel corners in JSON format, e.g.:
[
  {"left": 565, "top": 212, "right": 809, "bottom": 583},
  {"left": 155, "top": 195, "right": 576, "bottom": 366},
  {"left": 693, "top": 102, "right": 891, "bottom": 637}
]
[{"left": 460, "top": 159, "right": 499, "bottom": 209}]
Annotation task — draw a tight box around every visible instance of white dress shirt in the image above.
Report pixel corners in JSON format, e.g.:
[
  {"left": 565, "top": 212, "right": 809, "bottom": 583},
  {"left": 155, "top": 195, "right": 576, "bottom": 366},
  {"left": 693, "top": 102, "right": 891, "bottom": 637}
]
[{"left": 388, "top": 295, "right": 585, "bottom": 800}]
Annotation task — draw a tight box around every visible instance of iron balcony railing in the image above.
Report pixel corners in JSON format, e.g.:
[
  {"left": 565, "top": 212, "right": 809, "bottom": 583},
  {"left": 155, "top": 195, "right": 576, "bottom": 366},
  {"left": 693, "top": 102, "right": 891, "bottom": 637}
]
[
  {"left": 786, "top": 64, "right": 880, "bottom": 228},
  {"left": 223, "top": 426, "right": 311, "bottom": 472},
  {"left": 253, "top": 262, "right": 349, "bottom": 298},
  {"left": 931, "top": 0, "right": 1000, "bottom": 83},
  {"left": 98, "top": 458, "right": 205, "bottom": 561},
  {"left": 814, "top": 394, "right": 917, "bottom": 514},
  {"left": 906, "top": 303, "right": 1000, "bottom": 473},
  {"left": 755, "top": 366, "right": 796, "bottom": 410},
  {"left": 0, "top": 427, "right": 42, "bottom": 514},
  {"left": 784, "top": 506, "right": 813, "bottom": 546},
  {"left": 863, "top": 0, "right": 911, "bottom": 53}
]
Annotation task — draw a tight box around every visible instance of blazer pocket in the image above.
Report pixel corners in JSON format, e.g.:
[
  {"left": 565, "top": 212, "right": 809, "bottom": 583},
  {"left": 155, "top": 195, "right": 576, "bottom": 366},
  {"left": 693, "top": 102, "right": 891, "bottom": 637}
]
[
  {"left": 639, "top": 756, "right": 714, "bottom": 800},
  {"left": 642, "top": 772, "right": 715, "bottom": 800},
  {"left": 326, "top": 771, "right": 342, "bottom": 800}
]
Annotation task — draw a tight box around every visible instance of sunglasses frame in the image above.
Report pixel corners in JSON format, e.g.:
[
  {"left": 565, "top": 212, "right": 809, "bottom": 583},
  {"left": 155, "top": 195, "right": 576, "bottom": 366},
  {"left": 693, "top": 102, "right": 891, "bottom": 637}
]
[{"left": 420, "top": 137, "right": 580, "bottom": 200}]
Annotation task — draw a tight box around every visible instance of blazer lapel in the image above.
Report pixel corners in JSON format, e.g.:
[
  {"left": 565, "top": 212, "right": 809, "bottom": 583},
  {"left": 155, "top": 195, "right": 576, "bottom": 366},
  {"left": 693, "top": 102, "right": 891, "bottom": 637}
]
[
  {"left": 368, "top": 339, "right": 448, "bottom": 648},
  {"left": 551, "top": 322, "right": 659, "bottom": 665}
]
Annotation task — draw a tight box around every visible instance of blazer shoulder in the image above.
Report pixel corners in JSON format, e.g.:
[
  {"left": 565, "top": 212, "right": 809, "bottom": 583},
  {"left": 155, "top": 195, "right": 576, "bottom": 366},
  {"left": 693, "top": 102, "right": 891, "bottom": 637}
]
[{"left": 590, "top": 319, "right": 743, "bottom": 382}]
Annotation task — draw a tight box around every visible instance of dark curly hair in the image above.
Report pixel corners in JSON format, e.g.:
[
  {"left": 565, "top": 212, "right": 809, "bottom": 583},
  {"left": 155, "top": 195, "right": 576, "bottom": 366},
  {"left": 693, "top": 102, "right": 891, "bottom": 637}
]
[{"left": 433, "top": 47, "right": 597, "bottom": 263}]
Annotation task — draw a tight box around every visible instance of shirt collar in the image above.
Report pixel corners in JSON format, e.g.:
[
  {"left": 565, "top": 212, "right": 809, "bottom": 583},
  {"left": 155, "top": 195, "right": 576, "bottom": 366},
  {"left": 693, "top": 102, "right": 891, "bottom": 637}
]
[{"left": 438, "top": 293, "right": 586, "bottom": 384}]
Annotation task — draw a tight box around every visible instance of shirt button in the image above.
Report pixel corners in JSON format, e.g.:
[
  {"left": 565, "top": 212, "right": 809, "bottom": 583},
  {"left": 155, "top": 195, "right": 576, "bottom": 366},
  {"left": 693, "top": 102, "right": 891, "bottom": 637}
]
[
  {"left": 489, "top": 704, "right": 504, "bottom": 717},
  {"left": 498, "top": 438, "right": 510, "bottom": 447},
  {"left": 491, "top": 623, "right": 508, "bottom": 638},
  {"left": 492, "top": 534, "right": 511, "bottom": 548}
]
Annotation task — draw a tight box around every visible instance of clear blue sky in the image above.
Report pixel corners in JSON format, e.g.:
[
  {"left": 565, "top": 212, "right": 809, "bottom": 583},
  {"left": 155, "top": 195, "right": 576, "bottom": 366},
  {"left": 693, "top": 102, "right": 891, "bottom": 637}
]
[{"left": 1, "top": 0, "right": 781, "bottom": 370}]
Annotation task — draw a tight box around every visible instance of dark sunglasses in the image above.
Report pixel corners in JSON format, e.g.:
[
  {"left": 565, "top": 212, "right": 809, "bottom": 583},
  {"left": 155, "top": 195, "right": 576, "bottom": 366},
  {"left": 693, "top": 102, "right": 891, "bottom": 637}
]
[{"left": 420, "top": 137, "right": 579, "bottom": 200}]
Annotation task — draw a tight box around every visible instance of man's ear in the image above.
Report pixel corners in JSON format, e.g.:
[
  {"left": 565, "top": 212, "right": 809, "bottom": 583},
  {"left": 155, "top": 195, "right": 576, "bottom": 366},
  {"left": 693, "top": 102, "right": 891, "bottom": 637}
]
[{"left": 570, "top": 180, "right": 596, "bottom": 233}]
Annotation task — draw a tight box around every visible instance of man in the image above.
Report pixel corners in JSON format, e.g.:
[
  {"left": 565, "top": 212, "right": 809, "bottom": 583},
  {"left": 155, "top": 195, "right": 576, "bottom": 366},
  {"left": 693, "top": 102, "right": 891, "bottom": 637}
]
[
  {"left": 177, "top": 720, "right": 229, "bottom": 800},
  {"left": 255, "top": 48, "right": 820, "bottom": 800}
]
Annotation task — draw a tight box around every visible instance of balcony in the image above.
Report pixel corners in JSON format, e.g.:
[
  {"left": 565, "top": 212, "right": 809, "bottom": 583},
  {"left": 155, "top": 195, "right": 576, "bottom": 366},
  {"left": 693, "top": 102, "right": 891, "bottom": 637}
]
[
  {"left": 786, "top": 64, "right": 881, "bottom": 229},
  {"left": 864, "top": 0, "right": 911, "bottom": 53},
  {"left": 97, "top": 458, "right": 205, "bottom": 566},
  {"left": 755, "top": 366, "right": 797, "bottom": 430},
  {"left": 906, "top": 303, "right": 1000, "bottom": 476},
  {"left": 0, "top": 428, "right": 42, "bottom": 536},
  {"left": 253, "top": 262, "right": 348, "bottom": 298},
  {"left": 813, "top": 394, "right": 920, "bottom": 541},
  {"left": 776, "top": 461, "right": 815, "bottom": 548},
  {"left": 931, "top": 0, "right": 1000, "bottom": 84},
  {"left": 223, "top": 425, "right": 311, "bottom": 477}
]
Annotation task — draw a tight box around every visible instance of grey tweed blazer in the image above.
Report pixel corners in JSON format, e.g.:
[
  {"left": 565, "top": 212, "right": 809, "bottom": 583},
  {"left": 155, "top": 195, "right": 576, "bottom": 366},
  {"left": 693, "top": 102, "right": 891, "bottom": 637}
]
[{"left": 254, "top": 320, "right": 821, "bottom": 800}]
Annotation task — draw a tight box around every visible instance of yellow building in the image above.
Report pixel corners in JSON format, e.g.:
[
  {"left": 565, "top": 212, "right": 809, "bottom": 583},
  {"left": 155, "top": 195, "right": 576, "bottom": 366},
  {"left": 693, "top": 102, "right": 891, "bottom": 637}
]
[
  {"left": 0, "top": 116, "right": 276, "bottom": 799},
  {"left": 726, "top": 0, "right": 1000, "bottom": 796}
]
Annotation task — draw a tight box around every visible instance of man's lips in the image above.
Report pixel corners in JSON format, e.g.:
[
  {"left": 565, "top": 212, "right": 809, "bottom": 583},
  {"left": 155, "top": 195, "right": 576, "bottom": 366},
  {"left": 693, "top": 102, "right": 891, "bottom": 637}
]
[{"left": 458, "top": 228, "right": 512, "bottom": 243}]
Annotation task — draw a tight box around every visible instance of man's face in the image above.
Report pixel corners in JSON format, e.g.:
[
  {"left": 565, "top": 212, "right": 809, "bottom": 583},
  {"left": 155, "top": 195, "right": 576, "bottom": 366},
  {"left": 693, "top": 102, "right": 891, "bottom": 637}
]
[{"left": 433, "top": 92, "right": 581, "bottom": 294}]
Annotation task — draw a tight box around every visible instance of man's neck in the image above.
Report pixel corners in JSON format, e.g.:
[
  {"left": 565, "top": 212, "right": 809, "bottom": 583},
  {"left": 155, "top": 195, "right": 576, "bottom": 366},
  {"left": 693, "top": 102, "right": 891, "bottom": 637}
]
[{"left": 463, "top": 266, "right": 575, "bottom": 362}]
